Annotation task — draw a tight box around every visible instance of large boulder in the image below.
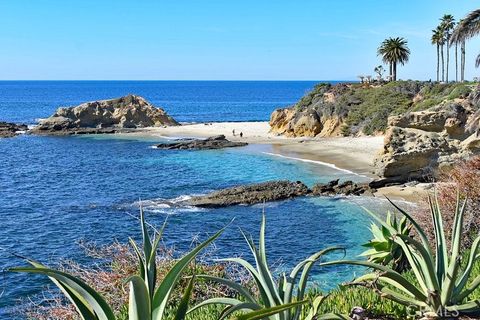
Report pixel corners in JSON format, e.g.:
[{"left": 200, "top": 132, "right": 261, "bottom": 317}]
[
  {"left": 32, "top": 95, "right": 179, "bottom": 135},
  {"left": 374, "top": 100, "right": 479, "bottom": 182},
  {"left": 269, "top": 107, "right": 342, "bottom": 137},
  {"left": 0, "top": 122, "right": 28, "bottom": 138}
]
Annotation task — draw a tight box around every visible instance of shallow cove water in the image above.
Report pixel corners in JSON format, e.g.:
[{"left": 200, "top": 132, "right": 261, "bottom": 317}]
[{"left": 0, "top": 81, "right": 395, "bottom": 318}]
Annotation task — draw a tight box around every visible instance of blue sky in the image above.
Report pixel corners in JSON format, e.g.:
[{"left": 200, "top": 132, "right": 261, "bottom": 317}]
[{"left": 1, "top": 0, "right": 480, "bottom": 80}]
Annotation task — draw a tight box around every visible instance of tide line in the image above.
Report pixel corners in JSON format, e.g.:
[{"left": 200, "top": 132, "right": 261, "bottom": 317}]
[{"left": 262, "top": 152, "right": 370, "bottom": 178}]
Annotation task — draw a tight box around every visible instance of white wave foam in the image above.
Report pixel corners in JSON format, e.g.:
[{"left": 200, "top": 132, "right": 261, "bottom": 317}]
[
  {"left": 134, "top": 194, "right": 205, "bottom": 215},
  {"left": 262, "top": 152, "right": 370, "bottom": 178}
]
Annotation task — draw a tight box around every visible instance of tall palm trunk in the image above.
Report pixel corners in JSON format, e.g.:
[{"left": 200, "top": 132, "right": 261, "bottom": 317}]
[
  {"left": 455, "top": 43, "right": 458, "bottom": 82},
  {"left": 441, "top": 44, "right": 445, "bottom": 82},
  {"left": 446, "top": 40, "right": 450, "bottom": 82},
  {"left": 389, "top": 63, "right": 393, "bottom": 81},
  {"left": 393, "top": 61, "right": 397, "bottom": 81},
  {"left": 436, "top": 44, "right": 440, "bottom": 82},
  {"left": 461, "top": 41, "right": 466, "bottom": 82}
]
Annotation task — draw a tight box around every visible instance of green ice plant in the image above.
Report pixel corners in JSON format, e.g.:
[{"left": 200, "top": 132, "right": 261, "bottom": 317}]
[
  {"left": 360, "top": 212, "right": 412, "bottom": 273},
  {"left": 11, "top": 208, "right": 225, "bottom": 320},
  {"left": 190, "top": 214, "right": 348, "bottom": 320},
  {"left": 323, "top": 194, "right": 480, "bottom": 318}
]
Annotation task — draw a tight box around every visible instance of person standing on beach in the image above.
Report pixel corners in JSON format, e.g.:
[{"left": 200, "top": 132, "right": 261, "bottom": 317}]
[
  {"left": 240, "top": 132, "right": 243, "bottom": 138},
  {"left": 232, "top": 129, "right": 236, "bottom": 136}
]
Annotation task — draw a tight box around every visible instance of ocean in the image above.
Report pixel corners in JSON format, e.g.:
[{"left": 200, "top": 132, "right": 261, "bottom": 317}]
[{"left": 0, "top": 81, "right": 388, "bottom": 318}]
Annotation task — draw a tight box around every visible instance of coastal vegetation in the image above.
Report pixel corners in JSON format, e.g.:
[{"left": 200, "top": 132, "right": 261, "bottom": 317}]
[
  {"left": 270, "top": 80, "right": 474, "bottom": 138},
  {"left": 14, "top": 189, "right": 480, "bottom": 319}
]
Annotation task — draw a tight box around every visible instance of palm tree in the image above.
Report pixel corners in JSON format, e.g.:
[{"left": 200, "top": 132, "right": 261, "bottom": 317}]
[
  {"left": 441, "top": 15, "right": 455, "bottom": 82},
  {"left": 377, "top": 37, "right": 411, "bottom": 81},
  {"left": 431, "top": 28, "right": 444, "bottom": 82},
  {"left": 451, "top": 10, "right": 480, "bottom": 81}
]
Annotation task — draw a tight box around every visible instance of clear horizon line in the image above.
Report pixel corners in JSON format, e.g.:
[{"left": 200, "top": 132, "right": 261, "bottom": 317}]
[{"left": 0, "top": 79, "right": 357, "bottom": 82}]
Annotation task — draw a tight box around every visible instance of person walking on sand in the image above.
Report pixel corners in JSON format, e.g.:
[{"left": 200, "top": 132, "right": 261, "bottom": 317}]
[
  {"left": 232, "top": 129, "right": 236, "bottom": 136},
  {"left": 239, "top": 132, "right": 243, "bottom": 138}
]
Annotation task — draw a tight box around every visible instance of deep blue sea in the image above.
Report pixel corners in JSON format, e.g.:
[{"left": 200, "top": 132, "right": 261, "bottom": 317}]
[{"left": 0, "top": 81, "right": 392, "bottom": 318}]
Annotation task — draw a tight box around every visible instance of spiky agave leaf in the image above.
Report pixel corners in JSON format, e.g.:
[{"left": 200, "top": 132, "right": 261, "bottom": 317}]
[
  {"left": 329, "top": 193, "right": 480, "bottom": 317},
  {"left": 151, "top": 225, "right": 227, "bottom": 320},
  {"left": 11, "top": 261, "right": 116, "bottom": 320},
  {"left": 361, "top": 211, "right": 411, "bottom": 273},
  {"left": 191, "top": 214, "right": 347, "bottom": 320}
]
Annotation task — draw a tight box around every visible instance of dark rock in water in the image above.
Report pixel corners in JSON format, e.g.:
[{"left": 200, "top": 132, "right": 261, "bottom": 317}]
[
  {"left": 32, "top": 94, "right": 179, "bottom": 135},
  {"left": 368, "top": 177, "right": 410, "bottom": 189},
  {"left": 312, "top": 180, "right": 370, "bottom": 196},
  {"left": 0, "top": 122, "right": 28, "bottom": 138},
  {"left": 154, "top": 135, "right": 248, "bottom": 150},
  {"left": 184, "top": 180, "right": 309, "bottom": 208}
]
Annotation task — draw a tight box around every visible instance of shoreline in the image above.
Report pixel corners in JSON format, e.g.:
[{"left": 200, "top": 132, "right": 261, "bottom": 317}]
[
  {"left": 130, "top": 121, "right": 428, "bottom": 204},
  {"left": 134, "top": 121, "right": 384, "bottom": 178}
]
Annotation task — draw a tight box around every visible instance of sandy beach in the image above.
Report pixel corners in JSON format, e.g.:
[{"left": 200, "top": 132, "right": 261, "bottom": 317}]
[{"left": 136, "top": 121, "right": 384, "bottom": 178}]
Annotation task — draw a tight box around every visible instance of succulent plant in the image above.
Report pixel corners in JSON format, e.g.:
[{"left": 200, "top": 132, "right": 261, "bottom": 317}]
[
  {"left": 190, "top": 214, "right": 348, "bottom": 320},
  {"left": 361, "top": 212, "right": 412, "bottom": 273},
  {"left": 324, "top": 194, "right": 480, "bottom": 318}
]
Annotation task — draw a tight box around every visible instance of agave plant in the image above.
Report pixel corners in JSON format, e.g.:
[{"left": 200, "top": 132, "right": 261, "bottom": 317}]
[
  {"left": 324, "top": 194, "right": 480, "bottom": 318},
  {"left": 11, "top": 208, "right": 225, "bottom": 320},
  {"left": 189, "top": 214, "right": 348, "bottom": 320},
  {"left": 360, "top": 212, "right": 411, "bottom": 273}
]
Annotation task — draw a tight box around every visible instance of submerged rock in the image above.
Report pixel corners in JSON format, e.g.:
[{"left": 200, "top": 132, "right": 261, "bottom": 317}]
[
  {"left": 154, "top": 135, "right": 247, "bottom": 150},
  {"left": 183, "top": 181, "right": 309, "bottom": 208},
  {"left": 32, "top": 94, "right": 179, "bottom": 135},
  {"left": 0, "top": 122, "right": 28, "bottom": 138}
]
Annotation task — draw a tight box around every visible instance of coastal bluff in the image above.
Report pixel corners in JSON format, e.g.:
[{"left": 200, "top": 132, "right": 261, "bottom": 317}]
[
  {"left": 270, "top": 81, "right": 480, "bottom": 183},
  {"left": 375, "top": 94, "right": 480, "bottom": 182},
  {"left": 32, "top": 94, "right": 179, "bottom": 135}
]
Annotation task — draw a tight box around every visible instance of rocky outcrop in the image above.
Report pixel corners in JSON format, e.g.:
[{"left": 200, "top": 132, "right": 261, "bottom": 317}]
[
  {"left": 154, "top": 135, "right": 247, "bottom": 150},
  {"left": 269, "top": 81, "right": 475, "bottom": 138},
  {"left": 184, "top": 181, "right": 309, "bottom": 208},
  {"left": 311, "top": 179, "right": 371, "bottom": 196},
  {"left": 0, "top": 122, "right": 28, "bottom": 138},
  {"left": 32, "top": 95, "right": 179, "bottom": 135},
  {"left": 269, "top": 108, "right": 342, "bottom": 137},
  {"left": 374, "top": 98, "right": 480, "bottom": 182},
  {"left": 182, "top": 179, "right": 371, "bottom": 208}
]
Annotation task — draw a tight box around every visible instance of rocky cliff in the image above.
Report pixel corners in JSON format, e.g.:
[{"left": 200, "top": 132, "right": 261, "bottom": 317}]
[
  {"left": 33, "top": 94, "right": 179, "bottom": 135},
  {"left": 270, "top": 81, "right": 474, "bottom": 137},
  {"left": 374, "top": 90, "right": 480, "bottom": 182}
]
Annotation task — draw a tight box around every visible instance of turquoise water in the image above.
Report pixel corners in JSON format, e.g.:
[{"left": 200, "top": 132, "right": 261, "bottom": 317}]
[{"left": 0, "top": 81, "right": 392, "bottom": 318}]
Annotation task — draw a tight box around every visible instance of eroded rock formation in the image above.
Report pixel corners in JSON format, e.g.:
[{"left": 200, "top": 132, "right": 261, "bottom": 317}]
[
  {"left": 32, "top": 95, "right": 179, "bottom": 135},
  {"left": 374, "top": 96, "right": 480, "bottom": 182}
]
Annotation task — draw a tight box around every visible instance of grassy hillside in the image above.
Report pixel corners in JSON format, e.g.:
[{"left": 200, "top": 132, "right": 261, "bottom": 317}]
[{"left": 293, "top": 81, "right": 475, "bottom": 136}]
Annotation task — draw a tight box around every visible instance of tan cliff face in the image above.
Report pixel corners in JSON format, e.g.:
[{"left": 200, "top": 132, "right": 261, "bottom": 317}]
[
  {"left": 374, "top": 98, "right": 480, "bottom": 181},
  {"left": 269, "top": 107, "right": 343, "bottom": 138}
]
